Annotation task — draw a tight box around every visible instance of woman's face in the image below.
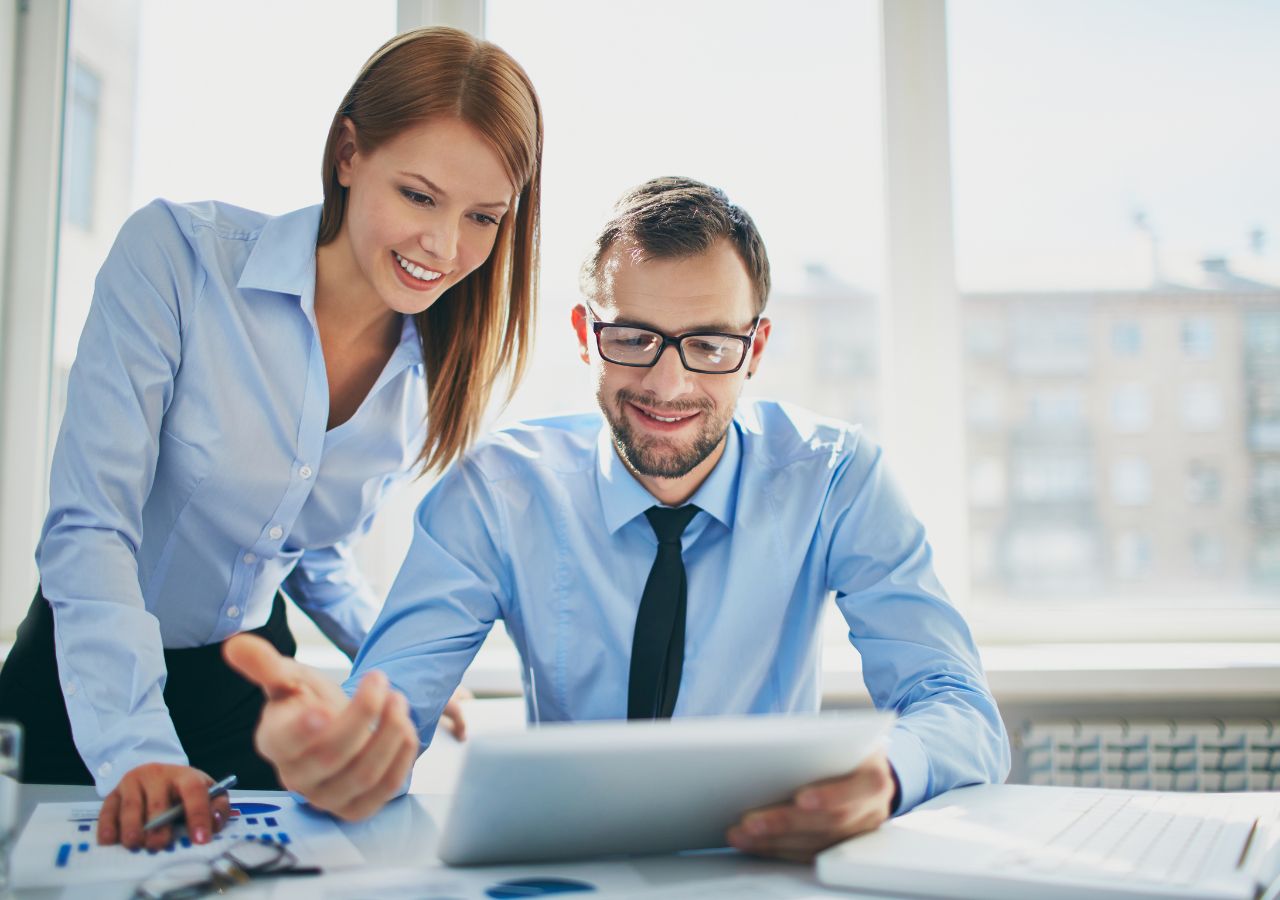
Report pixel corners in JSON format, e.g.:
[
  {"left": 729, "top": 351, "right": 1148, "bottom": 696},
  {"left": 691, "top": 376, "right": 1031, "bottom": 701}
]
[{"left": 335, "top": 115, "right": 516, "bottom": 316}]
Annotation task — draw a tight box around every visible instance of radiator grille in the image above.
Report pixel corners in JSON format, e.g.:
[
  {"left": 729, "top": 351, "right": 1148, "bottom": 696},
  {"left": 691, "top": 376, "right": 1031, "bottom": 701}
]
[{"left": 1019, "top": 719, "right": 1280, "bottom": 791}]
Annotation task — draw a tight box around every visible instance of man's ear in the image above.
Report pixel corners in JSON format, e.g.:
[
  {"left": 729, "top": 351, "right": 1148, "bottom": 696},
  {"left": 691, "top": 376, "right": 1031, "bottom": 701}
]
[
  {"left": 571, "top": 304, "right": 591, "bottom": 364},
  {"left": 746, "top": 316, "right": 771, "bottom": 379},
  {"left": 334, "top": 117, "right": 359, "bottom": 188}
]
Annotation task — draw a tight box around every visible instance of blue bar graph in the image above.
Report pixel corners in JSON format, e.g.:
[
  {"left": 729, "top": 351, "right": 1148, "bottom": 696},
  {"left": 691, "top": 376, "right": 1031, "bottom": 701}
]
[{"left": 55, "top": 844, "right": 71, "bottom": 868}]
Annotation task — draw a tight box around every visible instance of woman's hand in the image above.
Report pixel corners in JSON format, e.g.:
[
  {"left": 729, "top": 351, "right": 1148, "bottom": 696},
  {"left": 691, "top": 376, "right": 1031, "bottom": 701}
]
[{"left": 97, "top": 763, "right": 233, "bottom": 851}]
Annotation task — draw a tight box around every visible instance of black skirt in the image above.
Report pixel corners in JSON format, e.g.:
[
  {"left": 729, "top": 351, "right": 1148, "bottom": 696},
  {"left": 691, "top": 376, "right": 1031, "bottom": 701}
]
[{"left": 0, "top": 586, "right": 296, "bottom": 789}]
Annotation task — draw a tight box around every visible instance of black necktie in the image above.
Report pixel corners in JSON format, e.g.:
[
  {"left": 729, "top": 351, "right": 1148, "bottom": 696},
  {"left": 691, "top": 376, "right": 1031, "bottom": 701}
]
[{"left": 628, "top": 504, "right": 700, "bottom": 719}]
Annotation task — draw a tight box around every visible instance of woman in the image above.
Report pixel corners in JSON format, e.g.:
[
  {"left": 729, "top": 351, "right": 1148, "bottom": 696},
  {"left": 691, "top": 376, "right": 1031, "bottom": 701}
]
[{"left": 0, "top": 26, "right": 541, "bottom": 849}]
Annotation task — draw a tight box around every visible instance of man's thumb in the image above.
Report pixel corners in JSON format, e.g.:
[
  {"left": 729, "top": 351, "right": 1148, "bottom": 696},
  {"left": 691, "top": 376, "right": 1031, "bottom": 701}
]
[{"left": 224, "top": 633, "right": 300, "bottom": 701}]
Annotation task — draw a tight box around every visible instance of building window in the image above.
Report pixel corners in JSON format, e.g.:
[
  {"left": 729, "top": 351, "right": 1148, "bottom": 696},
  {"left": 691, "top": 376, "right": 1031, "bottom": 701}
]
[
  {"left": 1181, "top": 317, "right": 1216, "bottom": 360},
  {"left": 1186, "top": 460, "right": 1222, "bottom": 506},
  {"left": 63, "top": 60, "right": 102, "bottom": 231},
  {"left": 1111, "top": 457, "right": 1152, "bottom": 506},
  {"left": 1111, "top": 383, "right": 1152, "bottom": 433},
  {"left": 1181, "top": 382, "right": 1223, "bottom": 432},
  {"left": 1029, "top": 387, "right": 1085, "bottom": 427},
  {"left": 1111, "top": 321, "right": 1142, "bottom": 356},
  {"left": 1114, "top": 531, "right": 1152, "bottom": 580},
  {"left": 1190, "top": 532, "right": 1225, "bottom": 576},
  {"left": 1012, "top": 453, "right": 1092, "bottom": 503}
]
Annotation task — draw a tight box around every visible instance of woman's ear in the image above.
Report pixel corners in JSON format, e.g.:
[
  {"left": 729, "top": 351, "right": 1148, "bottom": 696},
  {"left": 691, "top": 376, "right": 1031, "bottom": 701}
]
[{"left": 334, "top": 117, "right": 360, "bottom": 188}]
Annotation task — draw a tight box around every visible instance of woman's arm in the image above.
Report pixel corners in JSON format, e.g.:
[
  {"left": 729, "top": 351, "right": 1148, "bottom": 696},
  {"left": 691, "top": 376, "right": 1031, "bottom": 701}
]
[{"left": 38, "top": 201, "right": 200, "bottom": 792}]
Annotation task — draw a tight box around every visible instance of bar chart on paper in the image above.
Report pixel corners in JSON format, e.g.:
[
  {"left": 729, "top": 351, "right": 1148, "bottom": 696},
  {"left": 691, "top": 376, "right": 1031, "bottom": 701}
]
[{"left": 11, "top": 796, "right": 364, "bottom": 887}]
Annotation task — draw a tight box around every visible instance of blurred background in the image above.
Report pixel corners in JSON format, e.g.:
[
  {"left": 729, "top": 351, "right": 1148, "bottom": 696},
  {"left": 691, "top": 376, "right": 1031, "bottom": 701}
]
[{"left": 2, "top": 0, "right": 1278, "bottom": 789}]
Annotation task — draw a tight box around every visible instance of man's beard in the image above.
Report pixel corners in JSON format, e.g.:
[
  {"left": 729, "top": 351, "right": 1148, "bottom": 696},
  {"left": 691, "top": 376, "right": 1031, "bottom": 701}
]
[{"left": 603, "top": 388, "right": 730, "bottom": 479}]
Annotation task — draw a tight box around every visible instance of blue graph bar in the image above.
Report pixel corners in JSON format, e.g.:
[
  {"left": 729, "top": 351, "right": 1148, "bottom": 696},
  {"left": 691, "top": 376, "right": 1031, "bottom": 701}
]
[
  {"left": 78, "top": 843, "right": 89, "bottom": 853},
  {"left": 77, "top": 824, "right": 90, "bottom": 833},
  {"left": 55, "top": 844, "right": 71, "bottom": 868},
  {"left": 277, "top": 832, "right": 290, "bottom": 845},
  {"left": 264, "top": 817, "right": 278, "bottom": 827}
]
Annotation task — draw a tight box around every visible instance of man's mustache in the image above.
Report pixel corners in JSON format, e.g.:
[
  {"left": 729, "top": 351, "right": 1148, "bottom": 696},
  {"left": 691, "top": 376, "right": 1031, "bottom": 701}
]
[{"left": 615, "top": 390, "right": 713, "bottom": 416}]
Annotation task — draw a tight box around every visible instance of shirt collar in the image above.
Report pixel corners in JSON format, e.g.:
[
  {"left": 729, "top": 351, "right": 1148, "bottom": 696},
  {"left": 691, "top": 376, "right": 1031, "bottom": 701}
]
[
  {"left": 238, "top": 205, "right": 423, "bottom": 371},
  {"left": 237, "top": 205, "right": 322, "bottom": 311},
  {"left": 595, "top": 417, "right": 742, "bottom": 534}
]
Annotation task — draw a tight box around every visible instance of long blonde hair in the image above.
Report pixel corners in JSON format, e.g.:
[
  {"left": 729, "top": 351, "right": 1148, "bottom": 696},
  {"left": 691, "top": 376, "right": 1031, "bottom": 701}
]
[{"left": 318, "top": 26, "right": 542, "bottom": 473}]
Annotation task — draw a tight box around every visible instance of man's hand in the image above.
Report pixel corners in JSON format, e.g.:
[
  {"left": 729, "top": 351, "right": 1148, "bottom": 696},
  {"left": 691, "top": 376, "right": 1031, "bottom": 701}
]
[
  {"left": 223, "top": 634, "right": 419, "bottom": 821},
  {"left": 97, "top": 763, "right": 233, "bottom": 850},
  {"left": 726, "top": 749, "right": 897, "bottom": 863}
]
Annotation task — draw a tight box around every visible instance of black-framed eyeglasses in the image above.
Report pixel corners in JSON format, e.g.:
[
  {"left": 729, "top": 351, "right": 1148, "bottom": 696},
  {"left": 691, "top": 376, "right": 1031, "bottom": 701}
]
[
  {"left": 587, "top": 306, "right": 760, "bottom": 374},
  {"left": 133, "top": 839, "right": 320, "bottom": 900}
]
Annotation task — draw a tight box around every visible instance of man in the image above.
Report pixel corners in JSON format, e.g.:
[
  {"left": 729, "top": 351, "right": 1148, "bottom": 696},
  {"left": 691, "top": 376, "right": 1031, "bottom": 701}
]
[{"left": 227, "top": 177, "right": 1009, "bottom": 861}]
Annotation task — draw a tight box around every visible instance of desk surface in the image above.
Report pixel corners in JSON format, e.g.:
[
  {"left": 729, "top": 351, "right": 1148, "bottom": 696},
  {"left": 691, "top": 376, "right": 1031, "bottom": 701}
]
[{"left": 10, "top": 783, "right": 866, "bottom": 900}]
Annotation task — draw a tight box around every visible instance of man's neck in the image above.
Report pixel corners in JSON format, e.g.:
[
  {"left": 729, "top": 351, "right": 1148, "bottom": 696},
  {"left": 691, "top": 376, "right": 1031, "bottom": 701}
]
[{"left": 625, "top": 433, "right": 728, "bottom": 508}]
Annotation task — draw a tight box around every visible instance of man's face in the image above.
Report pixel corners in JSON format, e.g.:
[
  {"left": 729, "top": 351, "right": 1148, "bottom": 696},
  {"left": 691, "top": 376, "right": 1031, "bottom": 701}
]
[{"left": 573, "top": 238, "right": 771, "bottom": 486}]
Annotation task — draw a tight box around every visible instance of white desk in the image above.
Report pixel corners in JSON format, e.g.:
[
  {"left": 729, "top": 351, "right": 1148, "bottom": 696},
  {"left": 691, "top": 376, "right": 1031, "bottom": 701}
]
[
  {"left": 8, "top": 702, "right": 882, "bottom": 899},
  {"left": 9, "top": 783, "right": 875, "bottom": 899}
]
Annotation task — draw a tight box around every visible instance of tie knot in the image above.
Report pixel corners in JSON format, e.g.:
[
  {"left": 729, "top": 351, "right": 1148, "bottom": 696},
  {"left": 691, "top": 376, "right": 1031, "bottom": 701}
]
[{"left": 644, "top": 504, "right": 700, "bottom": 544}]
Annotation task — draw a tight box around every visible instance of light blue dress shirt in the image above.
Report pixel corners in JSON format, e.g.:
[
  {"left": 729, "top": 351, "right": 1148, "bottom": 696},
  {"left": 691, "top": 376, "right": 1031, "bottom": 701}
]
[
  {"left": 39, "top": 199, "right": 426, "bottom": 792},
  {"left": 351, "top": 400, "right": 1010, "bottom": 814}
]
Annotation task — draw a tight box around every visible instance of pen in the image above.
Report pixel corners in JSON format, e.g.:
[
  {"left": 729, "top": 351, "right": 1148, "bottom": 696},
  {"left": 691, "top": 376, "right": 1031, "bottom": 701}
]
[{"left": 141, "top": 774, "right": 237, "bottom": 832}]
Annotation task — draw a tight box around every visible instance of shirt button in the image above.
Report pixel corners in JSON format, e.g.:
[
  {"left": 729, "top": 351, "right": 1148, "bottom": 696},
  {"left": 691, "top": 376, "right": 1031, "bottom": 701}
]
[
  {"left": 298, "top": 464, "right": 313, "bottom": 479},
  {"left": 268, "top": 525, "right": 283, "bottom": 540},
  {"left": 98, "top": 762, "right": 112, "bottom": 777},
  {"left": 243, "top": 552, "right": 257, "bottom": 565},
  {"left": 227, "top": 606, "right": 241, "bottom": 618},
  {"left": 65, "top": 682, "right": 77, "bottom": 696}
]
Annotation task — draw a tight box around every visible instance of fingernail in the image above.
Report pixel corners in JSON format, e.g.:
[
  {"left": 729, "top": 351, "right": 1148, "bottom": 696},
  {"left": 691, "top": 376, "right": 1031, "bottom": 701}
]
[{"left": 193, "top": 827, "right": 207, "bottom": 843}]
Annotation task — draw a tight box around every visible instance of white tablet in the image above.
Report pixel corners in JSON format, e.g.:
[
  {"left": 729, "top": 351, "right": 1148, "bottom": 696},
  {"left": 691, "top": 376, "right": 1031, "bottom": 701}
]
[{"left": 437, "top": 710, "right": 895, "bottom": 866}]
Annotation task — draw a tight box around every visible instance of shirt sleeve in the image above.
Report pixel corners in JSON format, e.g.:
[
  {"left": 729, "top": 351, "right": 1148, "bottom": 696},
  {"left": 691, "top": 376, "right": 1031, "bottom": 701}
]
[
  {"left": 37, "top": 201, "right": 200, "bottom": 793},
  {"left": 344, "top": 458, "right": 507, "bottom": 794},
  {"left": 822, "top": 440, "right": 1010, "bottom": 814}
]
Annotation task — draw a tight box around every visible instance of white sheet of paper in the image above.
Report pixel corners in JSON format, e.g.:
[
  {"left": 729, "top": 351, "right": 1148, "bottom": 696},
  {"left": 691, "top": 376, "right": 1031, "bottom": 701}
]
[{"left": 12, "top": 794, "right": 363, "bottom": 888}]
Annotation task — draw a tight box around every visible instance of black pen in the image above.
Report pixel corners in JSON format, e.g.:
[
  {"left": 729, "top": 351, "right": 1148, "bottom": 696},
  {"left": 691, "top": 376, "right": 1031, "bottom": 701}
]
[{"left": 141, "top": 774, "right": 238, "bottom": 832}]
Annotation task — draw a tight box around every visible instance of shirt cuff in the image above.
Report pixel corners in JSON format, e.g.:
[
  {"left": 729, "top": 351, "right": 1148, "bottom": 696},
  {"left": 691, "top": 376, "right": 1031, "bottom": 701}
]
[
  {"left": 87, "top": 740, "right": 189, "bottom": 796},
  {"left": 884, "top": 725, "right": 930, "bottom": 815}
]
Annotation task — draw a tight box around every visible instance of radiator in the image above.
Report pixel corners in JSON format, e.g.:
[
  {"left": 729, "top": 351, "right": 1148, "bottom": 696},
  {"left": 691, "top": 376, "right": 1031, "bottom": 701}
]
[{"left": 1019, "top": 719, "right": 1280, "bottom": 791}]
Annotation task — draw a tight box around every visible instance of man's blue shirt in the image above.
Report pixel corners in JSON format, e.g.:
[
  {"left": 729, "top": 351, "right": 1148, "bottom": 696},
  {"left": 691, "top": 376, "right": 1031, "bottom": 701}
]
[
  {"left": 351, "top": 400, "right": 1009, "bottom": 813},
  {"left": 39, "top": 199, "right": 426, "bottom": 792}
]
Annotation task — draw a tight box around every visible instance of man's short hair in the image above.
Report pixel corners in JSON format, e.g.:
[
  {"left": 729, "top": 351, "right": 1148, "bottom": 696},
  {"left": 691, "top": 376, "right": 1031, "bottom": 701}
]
[{"left": 580, "top": 177, "right": 771, "bottom": 315}]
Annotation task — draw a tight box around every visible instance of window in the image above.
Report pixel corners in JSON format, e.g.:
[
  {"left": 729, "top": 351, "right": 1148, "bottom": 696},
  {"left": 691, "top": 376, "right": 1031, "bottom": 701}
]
[
  {"left": 1111, "top": 457, "right": 1152, "bottom": 507},
  {"left": 1181, "top": 317, "right": 1216, "bottom": 360},
  {"left": 1114, "top": 531, "right": 1153, "bottom": 580},
  {"left": 62, "top": 61, "right": 101, "bottom": 231},
  {"left": 1181, "top": 382, "right": 1223, "bottom": 432},
  {"left": 1029, "top": 388, "right": 1084, "bottom": 428},
  {"left": 1012, "top": 453, "right": 1092, "bottom": 504},
  {"left": 1112, "top": 321, "right": 1142, "bottom": 357},
  {"left": 951, "top": 0, "right": 1280, "bottom": 624},
  {"left": 1111, "top": 384, "right": 1152, "bottom": 433},
  {"left": 1190, "top": 533, "right": 1224, "bottom": 576},
  {"left": 486, "top": 0, "right": 884, "bottom": 436},
  {"left": 1186, "top": 461, "right": 1222, "bottom": 506}
]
